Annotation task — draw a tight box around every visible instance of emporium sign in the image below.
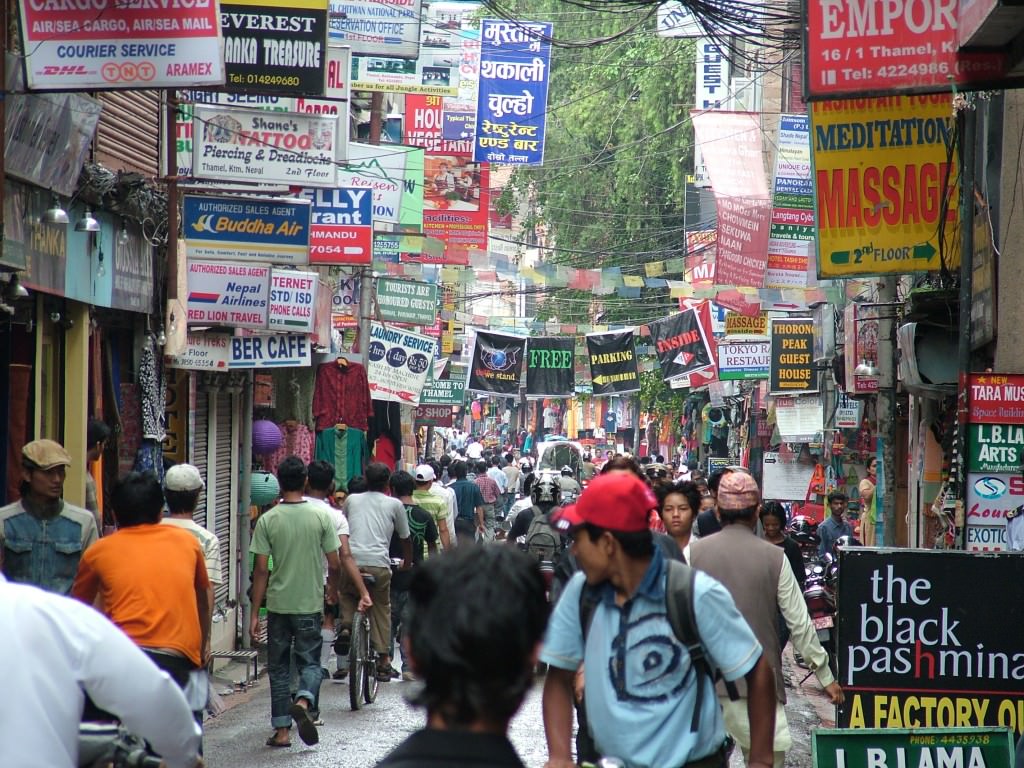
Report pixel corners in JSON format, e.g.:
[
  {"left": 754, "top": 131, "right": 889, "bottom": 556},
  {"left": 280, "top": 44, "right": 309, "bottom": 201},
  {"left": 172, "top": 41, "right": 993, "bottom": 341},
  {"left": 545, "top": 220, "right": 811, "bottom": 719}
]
[
  {"left": 969, "top": 373, "right": 1024, "bottom": 425},
  {"left": 183, "top": 195, "right": 311, "bottom": 265},
  {"left": 19, "top": 0, "right": 224, "bottom": 90},
  {"left": 812, "top": 96, "right": 960, "bottom": 278},
  {"left": 192, "top": 105, "right": 338, "bottom": 187},
  {"left": 836, "top": 549, "right": 1024, "bottom": 734},
  {"left": 805, "top": 0, "right": 1010, "bottom": 99}
]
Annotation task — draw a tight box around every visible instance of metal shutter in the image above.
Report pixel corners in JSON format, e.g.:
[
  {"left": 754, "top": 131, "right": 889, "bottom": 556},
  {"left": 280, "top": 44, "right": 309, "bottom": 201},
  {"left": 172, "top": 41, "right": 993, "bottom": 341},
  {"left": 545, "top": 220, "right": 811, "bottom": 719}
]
[
  {"left": 212, "top": 390, "right": 235, "bottom": 608},
  {"left": 94, "top": 90, "right": 160, "bottom": 177},
  {"left": 192, "top": 389, "right": 209, "bottom": 528}
]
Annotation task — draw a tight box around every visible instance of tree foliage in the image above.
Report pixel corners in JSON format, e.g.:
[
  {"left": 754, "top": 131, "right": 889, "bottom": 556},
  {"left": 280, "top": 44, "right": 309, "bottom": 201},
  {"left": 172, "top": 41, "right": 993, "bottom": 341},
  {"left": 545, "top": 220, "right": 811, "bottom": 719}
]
[{"left": 501, "top": 2, "right": 697, "bottom": 325}]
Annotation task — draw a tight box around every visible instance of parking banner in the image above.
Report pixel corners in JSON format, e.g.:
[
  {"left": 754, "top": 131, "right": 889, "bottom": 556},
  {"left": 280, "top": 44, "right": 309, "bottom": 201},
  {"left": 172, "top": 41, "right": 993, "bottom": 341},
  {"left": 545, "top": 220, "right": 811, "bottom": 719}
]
[
  {"left": 466, "top": 330, "right": 526, "bottom": 395},
  {"left": 526, "top": 337, "right": 575, "bottom": 397},
  {"left": 366, "top": 323, "right": 436, "bottom": 406},
  {"left": 586, "top": 331, "right": 640, "bottom": 396}
]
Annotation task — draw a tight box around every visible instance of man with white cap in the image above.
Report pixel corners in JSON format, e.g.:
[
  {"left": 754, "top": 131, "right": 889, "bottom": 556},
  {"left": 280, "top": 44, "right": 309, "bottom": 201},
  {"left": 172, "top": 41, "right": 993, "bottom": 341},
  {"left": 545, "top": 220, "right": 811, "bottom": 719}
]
[
  {"left": 0, "top": 439, "right": 98, "bottom": 594},
  {"left": 413, "top": 464, "right": 451, "bottom": 551},
  {"left": 162, "top": 464, "right": 223, "bottom": 589},
  {"left": 689, "top": 469, "right": 843, "bottom": 768}
]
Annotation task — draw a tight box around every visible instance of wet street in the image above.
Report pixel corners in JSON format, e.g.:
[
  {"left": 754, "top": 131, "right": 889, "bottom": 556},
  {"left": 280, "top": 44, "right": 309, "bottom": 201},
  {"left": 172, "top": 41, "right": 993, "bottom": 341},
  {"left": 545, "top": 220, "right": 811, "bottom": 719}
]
[{"left": 202, "top": 648, "right": 836, "bottom": 767}]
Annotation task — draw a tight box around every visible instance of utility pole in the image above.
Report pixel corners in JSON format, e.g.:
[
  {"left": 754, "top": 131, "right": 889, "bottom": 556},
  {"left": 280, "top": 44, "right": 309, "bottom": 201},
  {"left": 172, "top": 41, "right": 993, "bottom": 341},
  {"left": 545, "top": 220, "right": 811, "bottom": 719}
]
[
  {"left": 876, "top": 276, "right": 898, "bottom": 547},
  {"left": 357, "top": 92, "right": 384, "bottom": 366}
]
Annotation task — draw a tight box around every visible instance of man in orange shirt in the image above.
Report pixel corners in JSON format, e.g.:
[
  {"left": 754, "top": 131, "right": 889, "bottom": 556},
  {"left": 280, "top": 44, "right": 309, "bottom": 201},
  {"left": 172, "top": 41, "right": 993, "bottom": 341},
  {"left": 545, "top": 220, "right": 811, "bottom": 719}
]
[{"left": 72, "top": 471, "right": 211, "bottom": 731}]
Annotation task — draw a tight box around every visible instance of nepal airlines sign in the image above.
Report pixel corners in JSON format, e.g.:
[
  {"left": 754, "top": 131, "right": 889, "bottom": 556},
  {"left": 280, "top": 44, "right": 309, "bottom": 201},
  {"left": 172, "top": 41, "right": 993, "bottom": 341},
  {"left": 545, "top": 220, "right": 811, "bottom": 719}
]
[
  {"left": 21, "top": 0, "right": 225, "bottom": 90},
  {"left": 805, "top": 0, "right": 1010, "bottom": 98}
]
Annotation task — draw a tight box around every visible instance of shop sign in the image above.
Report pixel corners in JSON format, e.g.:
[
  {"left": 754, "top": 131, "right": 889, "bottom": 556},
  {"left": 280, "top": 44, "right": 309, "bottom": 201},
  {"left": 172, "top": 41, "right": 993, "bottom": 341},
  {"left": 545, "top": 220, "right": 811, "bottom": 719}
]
[
  {"left": 812, "top": 96, "right": 960, "bottom": 278},
  {"left": 352, "top": 54, "right": 459, "bottom": 97},
  {"left": 765, "top": 113, "right": 815, "bottom": 289},
  {"left": 406, "top": 94, "right": 475, "bottom": 155},
  {"left": 769, "top": 318, "right": 817, "bottom": 394},
  {"left": 774, "top": 394, "right": 823, "bottom": 443},
  {"left": 718, "top": 340, "right": 769, "bottom": 381},
  {"left": 229, "top": 333, "right": 312, "bottom": 368},
  {"left": 331, "top": 267, "right": 360, "bottom": 328},
  {"left": 836, "top": 549, "right": 1024, "bottom": 731},
  {"left": 3, "top": 181, "right": 67, "bottom": 293},
  {"left": 338, "top": 143, "right": 417, "bottom": 226},
  {"left": 19, "top": 0, "right": 224, "bottom": 91},
  {"left": 691, "top": 39, "right": 730, "bottom": 188},
  {"left": 761, "top": 451, "right": 816, "bottom": 501},
  {"left": 845, "top": 303, "right": 879, "bottom": 394},
  {"left": 835, "top": 393, "right": 861, "bottom": 429},
  {"left": 192, "top": 105, "right": 338, "bottom": 188},
  {"left": 269, "top": 269, "right": 318, "bottom": 332},
  {"left": 473, "top": 19, "right": 553, "bottom": 166},
  {"left": 183, "top": 195, "right": 311, "bottom": 265},
  {"left": 725, "top": 311, "right": 768, "bottom": 336},
  {"left": 414, "top": 404, "right": 453, "bottom": 427},
  {"left": 964, "top": 473, "right": 1021, "bottom": 551},
  {"left": 367, "top": 323, "right": 436, "bottom": 405},
  {"left": 969, "top": 373, "right": 1024, "bottom": 425},
  {"left": 111, "top": 222, "right": 155, "bottom": 314},
  {"left": 163, "top": 368, "right": 189, "bottom": 464},
  {"left": 299, "top": 186, "right": 373, "bottom": 265},
  {"left": 328, "top": 0, "right": 422, "bottom": 59},
  {"left": 805, "top": 0, "right": 1008, "bottom": 99},
  {"left": 419, "top": 377, "right": 465, "bottom": 406},
  {"left": 969, "top": 425, "right": 1024, "bottom": 473},
  {"left": 813, "top": 728, "right": 1014, "bottom": 768},
  {"left": 186, "top": 261, "right": 270, "bottom": 329},
  {"left": 423, "top": 157, "right": 490, "bottom": 254},
  {"left": 221, "top": 0, "right": 328, "bottom": 96},
  {"left": 165, "top": 333, "right": 231, "bottom": 371},
  {"left": 376, "top": 277, "right": 438, "bottom": 326}
]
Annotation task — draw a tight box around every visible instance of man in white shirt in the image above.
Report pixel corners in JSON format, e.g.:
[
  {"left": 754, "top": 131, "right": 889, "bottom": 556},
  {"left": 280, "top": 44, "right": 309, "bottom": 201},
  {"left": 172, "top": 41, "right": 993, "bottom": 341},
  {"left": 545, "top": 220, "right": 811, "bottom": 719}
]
[
  {"left": 162, "top": 464, "right": 223, "bottom": 587},
  {"left": 427, "top": 460, "right": 458, "bottom": 546},
  {"left": 339, "top": 463, "right": 413, "bottom": 681},
  {"left": 0, "top": 571, "right": 202, "bottom": 768},
  {"left": 465, "top": 439, "right": 484, "bottom": 460}
]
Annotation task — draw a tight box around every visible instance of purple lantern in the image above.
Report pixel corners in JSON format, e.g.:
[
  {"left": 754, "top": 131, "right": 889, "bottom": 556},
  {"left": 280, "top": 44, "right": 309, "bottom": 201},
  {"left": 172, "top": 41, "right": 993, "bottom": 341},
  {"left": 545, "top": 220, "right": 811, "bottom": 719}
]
[{"left": 253, "top": 420, "right": 283, "bottom": 455}]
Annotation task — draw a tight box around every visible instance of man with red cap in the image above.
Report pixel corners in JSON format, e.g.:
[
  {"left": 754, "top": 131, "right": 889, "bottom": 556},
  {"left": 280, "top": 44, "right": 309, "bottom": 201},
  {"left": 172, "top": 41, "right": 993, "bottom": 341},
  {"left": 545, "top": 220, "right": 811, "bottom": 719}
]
[
  {"left": 689, "top": 469, "right": 843, "bottom": 768},
  {"left": 540, "top": 472, "right": 776, "bottom": 768}
]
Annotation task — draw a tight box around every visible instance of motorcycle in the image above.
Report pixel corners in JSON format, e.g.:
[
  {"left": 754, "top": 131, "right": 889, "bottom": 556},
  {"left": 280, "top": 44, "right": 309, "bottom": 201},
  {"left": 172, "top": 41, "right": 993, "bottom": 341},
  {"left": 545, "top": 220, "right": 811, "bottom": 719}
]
[{"left": 79, "top": 722, "right": 162, "bottom": 768}]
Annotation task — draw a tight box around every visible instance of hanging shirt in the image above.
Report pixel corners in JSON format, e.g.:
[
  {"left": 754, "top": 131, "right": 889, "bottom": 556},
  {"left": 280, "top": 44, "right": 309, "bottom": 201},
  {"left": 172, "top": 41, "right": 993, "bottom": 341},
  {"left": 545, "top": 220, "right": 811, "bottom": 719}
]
[
  {"left": 265, "top": 422, "right": 315, "bottom": 474},
  {"left": 312, "top": 362, "right": 373, "bottom": 432}
]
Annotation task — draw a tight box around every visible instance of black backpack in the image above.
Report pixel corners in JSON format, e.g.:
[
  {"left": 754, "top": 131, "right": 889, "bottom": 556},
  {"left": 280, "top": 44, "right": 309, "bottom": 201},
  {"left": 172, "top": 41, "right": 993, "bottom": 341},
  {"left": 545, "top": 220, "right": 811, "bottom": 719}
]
[
  {"left": 525, "top": 506, "right": 561, "bottom": 562},
  {"left": 578, "top": 558, "right": 737, "bottom": 734}
]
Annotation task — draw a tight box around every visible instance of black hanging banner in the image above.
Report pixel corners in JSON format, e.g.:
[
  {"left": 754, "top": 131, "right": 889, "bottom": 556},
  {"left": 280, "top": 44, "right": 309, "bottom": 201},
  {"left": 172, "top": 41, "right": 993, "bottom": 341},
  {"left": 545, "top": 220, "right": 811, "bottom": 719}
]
[
  {"left": 648, "top": 308, "right": 715, "bottom": 383},
  {"left": 586, "top": 331, "right": 640, "bottom": 395},
  {"left": 466, "top": 331, "right": 526, "bottom": 395},
  {"left": 526, "top": 337, "right": 575, "bottom": 397}
]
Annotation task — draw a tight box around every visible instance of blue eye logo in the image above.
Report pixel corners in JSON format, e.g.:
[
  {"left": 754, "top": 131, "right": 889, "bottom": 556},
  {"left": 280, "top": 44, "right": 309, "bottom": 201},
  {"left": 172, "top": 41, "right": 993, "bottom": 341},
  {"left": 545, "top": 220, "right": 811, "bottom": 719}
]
[
  {"left": 480, "top": 344, "right": 519, "bottom": 372},
  {"left": 974, "top": 477, "right": 1007, "bottom": 500}
]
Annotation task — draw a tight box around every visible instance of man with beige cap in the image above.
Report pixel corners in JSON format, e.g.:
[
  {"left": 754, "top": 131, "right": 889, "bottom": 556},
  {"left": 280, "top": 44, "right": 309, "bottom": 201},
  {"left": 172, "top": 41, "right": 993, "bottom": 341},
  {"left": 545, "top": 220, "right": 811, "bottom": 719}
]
[
  {"left": 689, "top": 469, "right": 843, "bottom": 768},
  {"left": 0, "top": 439, "right": 98, "bottom": 594}
]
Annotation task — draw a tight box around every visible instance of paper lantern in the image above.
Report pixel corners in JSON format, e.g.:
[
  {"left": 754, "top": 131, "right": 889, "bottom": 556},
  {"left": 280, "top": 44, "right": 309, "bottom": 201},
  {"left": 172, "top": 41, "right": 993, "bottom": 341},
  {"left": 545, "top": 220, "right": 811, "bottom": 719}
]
[
  {"left": 250, "top": 471, "right": 280, "bottom": 507},
  {"left": 252, "top": 420, "right": 283, "bottom": 455}
]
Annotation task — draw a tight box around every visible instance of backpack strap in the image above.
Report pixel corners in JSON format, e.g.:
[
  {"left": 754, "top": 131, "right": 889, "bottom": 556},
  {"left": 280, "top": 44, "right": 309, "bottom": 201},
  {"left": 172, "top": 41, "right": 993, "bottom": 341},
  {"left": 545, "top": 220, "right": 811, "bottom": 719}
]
[{"left": 578, "top": 582, "right": 600, "bottom": 644}]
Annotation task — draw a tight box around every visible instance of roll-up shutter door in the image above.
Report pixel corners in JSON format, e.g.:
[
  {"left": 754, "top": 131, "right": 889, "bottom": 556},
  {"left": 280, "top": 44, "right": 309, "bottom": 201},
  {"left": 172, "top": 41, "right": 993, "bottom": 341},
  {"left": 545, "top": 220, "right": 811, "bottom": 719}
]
[
  {"left": 212, "top": 390, "right": 234, "bottom": 608},
  {"left": 94, "top": 90, "right": 160, "bottom": 177},
  {"left": 192, "top": 389, "right": 210, "bottom": 528}
]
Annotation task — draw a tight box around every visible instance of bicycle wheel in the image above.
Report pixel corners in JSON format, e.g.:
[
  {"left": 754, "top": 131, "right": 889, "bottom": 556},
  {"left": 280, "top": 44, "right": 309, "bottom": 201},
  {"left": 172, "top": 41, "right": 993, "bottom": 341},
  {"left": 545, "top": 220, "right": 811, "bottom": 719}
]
[
  {"left": 349, "top": 613, "right": 367, "bottom": 711},
  {"left": 363, "top": 634, "right": 379, "bottom": 705}
]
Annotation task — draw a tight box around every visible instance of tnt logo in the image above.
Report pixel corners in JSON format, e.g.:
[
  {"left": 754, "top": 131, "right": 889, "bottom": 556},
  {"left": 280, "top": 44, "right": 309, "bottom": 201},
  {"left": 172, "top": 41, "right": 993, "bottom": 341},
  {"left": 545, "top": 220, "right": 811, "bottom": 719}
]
[
  {"left": 101, "top": 61, "right": 156, "bottom": 83},
  {"left": 42, "top": 65, "right": 87, "bottom": 76}
]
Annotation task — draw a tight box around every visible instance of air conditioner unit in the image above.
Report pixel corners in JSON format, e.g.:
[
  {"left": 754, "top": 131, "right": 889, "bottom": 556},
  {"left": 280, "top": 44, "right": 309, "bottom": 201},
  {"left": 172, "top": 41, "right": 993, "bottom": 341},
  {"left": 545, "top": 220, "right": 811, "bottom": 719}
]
[{"left": 898, "top": 322, "right": 957, "bottom": 397}]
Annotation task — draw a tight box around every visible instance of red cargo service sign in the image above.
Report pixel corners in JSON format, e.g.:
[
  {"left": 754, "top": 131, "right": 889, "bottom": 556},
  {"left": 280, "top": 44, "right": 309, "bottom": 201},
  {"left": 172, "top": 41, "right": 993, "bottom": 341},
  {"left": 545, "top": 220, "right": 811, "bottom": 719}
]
[
  {"left": 20, "top": 0, "right": 225, "bottom": 91},
  {"left": 805, "top": 0, "right": 1009, "bottom": 98}
]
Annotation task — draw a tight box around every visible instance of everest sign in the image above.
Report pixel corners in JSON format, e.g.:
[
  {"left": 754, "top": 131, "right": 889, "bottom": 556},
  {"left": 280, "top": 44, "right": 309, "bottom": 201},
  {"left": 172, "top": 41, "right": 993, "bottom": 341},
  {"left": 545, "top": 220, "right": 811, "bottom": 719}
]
[
  {"left": 805, "top": 0, "right": 1008, "bottom": 99},
  {"left": 20, "top": 0, "right": 224, "bottom": 90}
]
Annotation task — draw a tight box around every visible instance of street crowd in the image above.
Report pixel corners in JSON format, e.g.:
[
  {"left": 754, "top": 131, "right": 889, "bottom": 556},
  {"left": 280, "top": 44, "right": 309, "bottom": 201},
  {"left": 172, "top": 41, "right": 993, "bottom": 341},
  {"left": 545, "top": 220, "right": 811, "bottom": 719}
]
[{"left": 1, "top": 430, "right": 852, "bottom": 768}]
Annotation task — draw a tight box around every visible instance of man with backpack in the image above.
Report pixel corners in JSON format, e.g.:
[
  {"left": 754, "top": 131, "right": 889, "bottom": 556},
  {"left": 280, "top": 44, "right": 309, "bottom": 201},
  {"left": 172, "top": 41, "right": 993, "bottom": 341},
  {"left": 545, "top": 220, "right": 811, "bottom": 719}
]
[
  {"left": 540, "top": 472, "right": 776, "bottom": 768},
  {"left": 507, "top": 474, "right": 561, "bottom": 557}
]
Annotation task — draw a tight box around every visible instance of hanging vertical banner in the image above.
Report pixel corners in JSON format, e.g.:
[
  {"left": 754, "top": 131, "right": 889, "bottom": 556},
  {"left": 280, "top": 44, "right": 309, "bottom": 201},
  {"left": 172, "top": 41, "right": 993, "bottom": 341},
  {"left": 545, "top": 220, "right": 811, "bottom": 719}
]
[
  {"left": 526, "top": 337, "right": 575, "bottom": 398},
  {"left": 765, "top": 113, "right": 815, "bottom": 288},
  {"left": 473, "top": 19, "right": 552, "bottom": 166},
  {"left": 587, "top": 331, "right": 640, "bottom": 396},
  {"left": 691, "top": 110, "right": 772, "bottom": 288},
  {"left": 769, "top": 317, "right": 817, "bottom": 395},
  {"left": 647, "top": 309, "right": 715, "bottom": 383},
  {"left": 366, "top": 322, "right": 436, "bottom": 406},
  {"left": 465, "top": 330, "right": 526, "bottom": 395},
  {"left": 693, "top": 39, "right": 731, "bottom": 188}
]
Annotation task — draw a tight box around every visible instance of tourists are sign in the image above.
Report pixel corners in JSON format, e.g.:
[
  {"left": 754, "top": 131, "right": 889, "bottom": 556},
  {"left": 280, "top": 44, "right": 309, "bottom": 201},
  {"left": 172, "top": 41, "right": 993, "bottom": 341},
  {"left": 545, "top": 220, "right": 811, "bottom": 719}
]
[{"left": 812, "top": 95, "right": 960, "bottom": 278}]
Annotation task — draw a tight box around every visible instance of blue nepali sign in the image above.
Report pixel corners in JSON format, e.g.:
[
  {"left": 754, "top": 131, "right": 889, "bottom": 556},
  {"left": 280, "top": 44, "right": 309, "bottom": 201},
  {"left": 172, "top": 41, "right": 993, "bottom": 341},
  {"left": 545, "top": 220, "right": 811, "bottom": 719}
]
[
  {"left": 183, "top": 195, "right": 311, "bottom": 266},
  {"left": 473, "top": 19, "right": 552, "bottom": 166}
]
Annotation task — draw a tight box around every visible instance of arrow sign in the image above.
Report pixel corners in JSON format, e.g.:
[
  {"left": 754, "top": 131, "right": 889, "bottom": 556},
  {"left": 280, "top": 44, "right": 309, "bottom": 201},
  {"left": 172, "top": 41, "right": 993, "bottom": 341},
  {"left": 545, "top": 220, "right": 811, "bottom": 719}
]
[
  {"left": 830, "top": 250, "right": 850, "bottom": 264},
  {"left": 592, "top": 375, "right": 608, "bottom": 386},
  {"left": 913, "top": 242, "right": 936, "bottom": 261}
]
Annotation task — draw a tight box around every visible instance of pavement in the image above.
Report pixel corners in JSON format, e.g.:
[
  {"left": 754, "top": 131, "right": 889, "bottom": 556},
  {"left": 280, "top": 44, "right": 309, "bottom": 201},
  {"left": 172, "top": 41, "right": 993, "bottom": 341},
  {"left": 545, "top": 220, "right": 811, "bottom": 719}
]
[{"left": 203, "top": 645, "right": 837, "bottom": 768}]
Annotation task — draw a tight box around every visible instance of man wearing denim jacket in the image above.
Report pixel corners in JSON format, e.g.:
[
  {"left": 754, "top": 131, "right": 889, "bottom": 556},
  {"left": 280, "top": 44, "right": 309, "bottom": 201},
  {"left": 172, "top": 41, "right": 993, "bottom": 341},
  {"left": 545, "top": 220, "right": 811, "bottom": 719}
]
[{"left": 0, "top": 440, "right": 98, "bottom": 595}]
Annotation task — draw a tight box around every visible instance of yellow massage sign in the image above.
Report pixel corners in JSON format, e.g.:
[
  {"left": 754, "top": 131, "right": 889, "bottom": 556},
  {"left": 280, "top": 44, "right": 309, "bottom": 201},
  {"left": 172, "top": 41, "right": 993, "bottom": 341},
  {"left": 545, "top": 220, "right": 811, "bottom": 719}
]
[{"left": 811, "top": 94, "right": 961, "bottom": 278}]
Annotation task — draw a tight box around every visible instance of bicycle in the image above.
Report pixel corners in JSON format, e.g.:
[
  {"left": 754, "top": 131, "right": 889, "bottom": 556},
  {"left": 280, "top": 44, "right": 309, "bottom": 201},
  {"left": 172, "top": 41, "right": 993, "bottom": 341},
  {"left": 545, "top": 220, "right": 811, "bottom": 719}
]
[{"left": 348, "top": 572, "right": 380, "bottom": 711}]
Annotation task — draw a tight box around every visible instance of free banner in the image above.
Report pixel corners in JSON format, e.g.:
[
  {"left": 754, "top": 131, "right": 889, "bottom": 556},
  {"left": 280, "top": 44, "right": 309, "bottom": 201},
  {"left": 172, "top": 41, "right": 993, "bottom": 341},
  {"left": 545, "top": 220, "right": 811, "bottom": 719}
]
[
  {"left": 837, "top": 549, "right": 1024, "bottom": 736},
  {"left": 466, "top": 331, "right": 526, "bottom": 395},
  {"left": 647, "top": 309, "right": 715, "bottom": 383},
  {"left": 473, "top": 19, "right": 552, "bottom": 166},
  {"left": 691, "top": 110, "right": 772, "bottom": 288},
  {"left": 366, "top": 323, "right": 436, "bottom": 406},
  {"left": 586, "top": 331, "right": 640, "bottom": 396},
  {"left": 526, "top": 337, "right": 575, "bottom": 398}
]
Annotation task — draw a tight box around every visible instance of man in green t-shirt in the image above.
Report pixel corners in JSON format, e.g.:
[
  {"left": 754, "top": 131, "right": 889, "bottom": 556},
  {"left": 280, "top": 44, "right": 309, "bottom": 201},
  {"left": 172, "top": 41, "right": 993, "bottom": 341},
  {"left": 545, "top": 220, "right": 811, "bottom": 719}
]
[
  {"left": 249, "top": 456, "right": 370, "bottom": 748},
  {"left": 413, "top": 465, "right": 451, "bottom": 551}
]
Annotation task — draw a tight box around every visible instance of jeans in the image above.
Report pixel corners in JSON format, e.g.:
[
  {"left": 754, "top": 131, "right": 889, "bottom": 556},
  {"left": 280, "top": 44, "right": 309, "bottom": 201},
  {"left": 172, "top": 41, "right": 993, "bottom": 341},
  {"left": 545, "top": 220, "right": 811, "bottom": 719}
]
[
  {"left": 390, "top": 586, "right": 410, "bottom": 671},
  {"left": 267, "top": 612, "right": 322, "bottom": 728},
  {"left": 481, "top": 503, "right": 496, "bottom": 542}
]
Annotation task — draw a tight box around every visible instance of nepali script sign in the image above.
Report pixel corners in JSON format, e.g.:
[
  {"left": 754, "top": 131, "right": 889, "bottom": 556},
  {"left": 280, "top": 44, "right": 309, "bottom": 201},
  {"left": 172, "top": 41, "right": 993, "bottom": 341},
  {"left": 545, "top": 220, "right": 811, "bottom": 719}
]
[{"left": 473, "top": 19, "right": 552, "bottom": 166}]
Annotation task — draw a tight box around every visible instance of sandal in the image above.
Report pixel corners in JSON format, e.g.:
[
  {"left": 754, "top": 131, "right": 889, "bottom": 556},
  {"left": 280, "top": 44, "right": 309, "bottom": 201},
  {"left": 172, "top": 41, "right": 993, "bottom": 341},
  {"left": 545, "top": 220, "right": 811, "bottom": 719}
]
[
  {"left": 289, "top": 702, "right": 319, "bottom": 746},
  {"left": 333, "top": 628, "right": 351, "bottom": 656},
  {"left": 266, "top": 736, "right": 292, "bottom": 748}
]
